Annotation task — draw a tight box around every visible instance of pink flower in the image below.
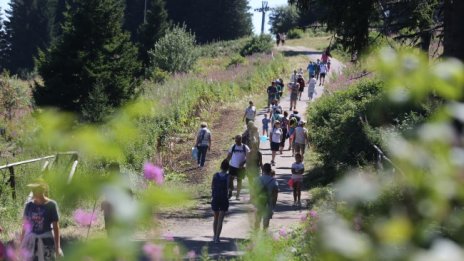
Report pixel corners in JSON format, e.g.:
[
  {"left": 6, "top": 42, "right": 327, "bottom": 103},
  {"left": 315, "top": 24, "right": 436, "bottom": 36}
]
[
  {"left": 73, "top": 209, "right": 98, "bottom": 227},
  {"left": 163, "top": 232, "right": 174, "bottom": 241},
  {"left": 279, "top": 227, "right": 287, "bottom": 237},
  {"left": 300, "top": 213, "right": 308, "bottom": 222},
  {"left": 143, "top": 243, "right": 163, "bottom": 260},
  {"left": 187, "top": 250, "right": 196, "bottom": 260},
  {"left": 144, "top": 163, "right": 164, "bottom": 184},
  {"left": 6, "top": 245, "right": 16, "bottom": 260},
  {"left": 309, "top": 210, "right": 318, "bottom": 218}
]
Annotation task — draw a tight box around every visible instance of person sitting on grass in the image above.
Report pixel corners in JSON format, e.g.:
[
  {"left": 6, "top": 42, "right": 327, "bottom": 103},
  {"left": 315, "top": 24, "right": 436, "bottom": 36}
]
[
  {"left": 211, "top": 159, "right": 230, "bottom": 243},
  {"left": 291, "top": 153, "right": 305, "bottom": 207}
]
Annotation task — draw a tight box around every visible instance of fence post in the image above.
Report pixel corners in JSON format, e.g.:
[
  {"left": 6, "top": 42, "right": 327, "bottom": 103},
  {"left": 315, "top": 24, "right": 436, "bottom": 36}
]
[{"left": 8, "top": 166, "right": 16, "bottom": 199}]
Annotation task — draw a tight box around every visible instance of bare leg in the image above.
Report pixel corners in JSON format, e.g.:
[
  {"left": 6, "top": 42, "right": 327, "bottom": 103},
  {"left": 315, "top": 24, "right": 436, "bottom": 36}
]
[
  {"left": 236, "top": 178, "right": 242, "bottom": 198},
  {"left": 213, "top": 211, "right": 219, "bottom": 240},
  {"left": 271, "top": 151, "right": 276, "bottom": 162},
  {"left": 228, "top": 175, "right": 234, "bottom": 198},
  {"left": 293, "top": 186, "right": 297, "bottom": 203},
  {"left": 216, "top": 211, "right": 226, "bottom": 241}
]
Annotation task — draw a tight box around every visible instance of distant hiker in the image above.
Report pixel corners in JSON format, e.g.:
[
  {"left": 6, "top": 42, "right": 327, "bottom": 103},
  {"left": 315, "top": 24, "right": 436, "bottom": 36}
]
[
  {"left": 242, "top": 121, "right": 260, "bottom": 152},
  {"left": 279, "top": 111, "right": 289, "bottom": 154},
  {"left": 308, "top": 74, "right": 317, "bottom": 101},
  {"left": 243, "top": 101, "right": 257, "bottom": 124},
  {"left": 270, "top": 99, "right": 282, "bottom": 127},
  {"left": 253, "top": 163, "right": 278, "bottom": 230},
  {"left": 195, "top": 122, "right": 212, "bottom": 168},
  {"left": 276, "top": 33, "right": 281, "bottom": 46},
  {"left": 227, "top": 135, "right": 251, "bottom": 200},
  {"left": 291, "top": 153, "right": 305, "bottom": 207},
  {"left": 21, "top": 179, "right": 62, "bottom": 261},
  {"left": 319, "top": 62, "right": 328, "bottom": 86},
  {"left": 294, "top": 121, "right": 309, "bottom": 157},
  {"left": 321, "top": 48, "right": 331, "bottom": 63},
  {"left": 290, "top": 110, "right": 302, "bottom": 123},
  {"left": 278, "top": 78, "right": 285, "bottom": 98},
  {"left": 275, "top": 80, "right": 283, "bottom": 101},
  {"left": 290, "top": 82, "right": 299, "bottom": 111},
  {"left": 271, "top": 108, "right": 282, "bottom": 130},
  {"left": 327, "top": 59, "right": 331, "bottom": 72},
  {"left": 267, "top": 81, "right": 278, "bottom": 110},
  {"left": 297, "top": 74, "right": 306, "bottom": 101},
  {"left": 307, "top": 61, "right": 315, "bottom": 79},
  {"left": 290, "top": 70, "right": 298, "bottom": 83},
  {"left": 281, "top": 33, "right": 286, "bottom": 45},
  {"left": 315, "top": 59, "right": 321, "bottom": 80},
  {"left": 262, "top": 114, "right": 270, "bottom": 137},
  {"left": 211, "top": 159, "right": 230, "bottom": 243},
  {"left": 246, "top": 142, "right": 263, "bottom": 183},
  {"left": 270, "top": 121, "right": 283, "bottom": 166}
]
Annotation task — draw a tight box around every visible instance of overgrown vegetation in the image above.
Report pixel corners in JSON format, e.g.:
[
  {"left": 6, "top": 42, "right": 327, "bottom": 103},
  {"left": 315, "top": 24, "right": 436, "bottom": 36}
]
[{"left": 240, "top": 35, "right": 273, "bottom": 56}]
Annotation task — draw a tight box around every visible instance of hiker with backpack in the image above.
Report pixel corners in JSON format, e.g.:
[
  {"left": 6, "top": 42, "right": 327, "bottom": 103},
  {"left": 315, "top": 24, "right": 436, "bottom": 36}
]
[
  {"left": 243, "top": 101, "right": 256, "bottom": 125},
  {"left": 211, "top": 159, "right": 230, "bottom": 243},
  {"left": 195, "top": 122, "right": 212, "bottom": 168},
  {"left": 289, "top": 82, "right": 299, "bottom": 111},
  {"left": 297, "top": 74, "right": 306, "bottom": 101},
  {"left": 270, "top": 121, "right": 283, "bottom": 166},
  {"left": 294, "top": 121, "right": 309, "bottom": 158},
  {"left": 253, "top": 163, "right": 278, "bottom": 230},
  {"left": 227, "top": 135, "right": 251, "bottom": 200}
]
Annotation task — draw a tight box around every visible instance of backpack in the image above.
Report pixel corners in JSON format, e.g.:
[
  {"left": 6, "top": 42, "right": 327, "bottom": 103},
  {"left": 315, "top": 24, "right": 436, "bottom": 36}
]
[
  {"left": 255, "top": 177, "right": 275, "bottom": 209},
  {"left": 232, "top": 144, "right": 247, "bottom": 156},
  {"left": 197, "top": 129, "right": 207, "bottom": 145}
]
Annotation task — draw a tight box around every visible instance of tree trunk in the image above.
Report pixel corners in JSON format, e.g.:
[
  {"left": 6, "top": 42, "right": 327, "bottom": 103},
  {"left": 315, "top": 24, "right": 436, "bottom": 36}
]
[
  {"left": 443, "top": 0, "right": 464, "bottom": 61},
  {"left": 420, "top": 30, "right": 431, "bottom": 55}
]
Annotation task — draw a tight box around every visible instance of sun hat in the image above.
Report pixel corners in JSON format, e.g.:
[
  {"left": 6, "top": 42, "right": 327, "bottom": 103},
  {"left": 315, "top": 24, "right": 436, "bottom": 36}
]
[{"left": 27, "top": 178, "right": 49, "bottom": 191}]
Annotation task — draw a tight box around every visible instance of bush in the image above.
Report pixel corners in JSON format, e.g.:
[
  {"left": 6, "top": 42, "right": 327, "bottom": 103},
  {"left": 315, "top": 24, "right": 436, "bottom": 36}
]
[
  {"left": 240, "top": 35, "right": 273, "bottom": 56},
  {"left": 150, "top": 25, "right": 199, "bottom": 73},
  {"left": 287, "top": 28, "right": 304, "bottom": 39},
  {"left": 227, "top": 55, "right": 247, "bottom": 68}
]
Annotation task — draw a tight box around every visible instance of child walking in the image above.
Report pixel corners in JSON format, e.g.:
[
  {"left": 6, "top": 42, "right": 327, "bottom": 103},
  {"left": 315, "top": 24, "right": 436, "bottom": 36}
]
[
  {"left": 262, "top": 114, "right": 270, "bottom": 137},
  {"left": 291, "top": 154, "right": 304, "bottom": 207},
  {"left": 211, "top": 160, "right": 230, "bottom": 243}
]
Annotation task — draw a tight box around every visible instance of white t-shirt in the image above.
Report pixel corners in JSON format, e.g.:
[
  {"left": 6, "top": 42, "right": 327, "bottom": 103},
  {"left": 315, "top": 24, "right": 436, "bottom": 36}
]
[
  {"left": 245, "top": 106, "right": 256, "bottom": 120},
  {"left": 308, "top": 78, "right": 317, "bottom": 91},
  {"left": 271, "top": 128, "right": 283, "bottom": 143},
  {"left": 320, "top": 64, "right": 328, "bottom": 74},
  {"left": 228, "top": 144, "right": 250, "bottom": 168},
  {"left": 292, "top": 162, "right": 305, "bottom": 181},
  {"left": 197, "top": 128, "right": 211, "bottom": 146},
  {"left": 294, "top": 127, "right": 308, "bottom": 144}
]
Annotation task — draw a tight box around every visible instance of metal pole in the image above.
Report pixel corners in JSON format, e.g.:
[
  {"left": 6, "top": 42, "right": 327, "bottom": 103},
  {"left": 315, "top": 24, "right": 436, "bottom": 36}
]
[{"left": 261, "top": 11, "right": 266, "bottom": 34}]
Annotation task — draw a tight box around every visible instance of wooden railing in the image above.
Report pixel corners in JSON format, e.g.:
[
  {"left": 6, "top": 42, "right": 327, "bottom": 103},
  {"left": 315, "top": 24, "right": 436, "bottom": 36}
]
[{"left": 0, "top": 151, "right": 79, "bottom": 199}]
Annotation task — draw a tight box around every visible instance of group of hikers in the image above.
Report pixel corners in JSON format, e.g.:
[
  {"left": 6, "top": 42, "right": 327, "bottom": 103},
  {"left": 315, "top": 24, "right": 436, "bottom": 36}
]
[
  {"left": 195, "top": 65, "right": 320, "bottom": 243},
  {"left": 275, "top": 33, "right": 286, "bottom": 46}
]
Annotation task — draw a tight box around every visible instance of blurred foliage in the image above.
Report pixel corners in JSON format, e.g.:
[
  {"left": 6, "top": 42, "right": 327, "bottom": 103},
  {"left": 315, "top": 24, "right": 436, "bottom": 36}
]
[
  {"left": 268, "top": 5, "right": 300, "bottom": 35},
  {"left": 287, "top": 28, "right": 305, "bottom": 39},
  {"left": 240, "top": 35, "right": 274, "bottom": 57}
]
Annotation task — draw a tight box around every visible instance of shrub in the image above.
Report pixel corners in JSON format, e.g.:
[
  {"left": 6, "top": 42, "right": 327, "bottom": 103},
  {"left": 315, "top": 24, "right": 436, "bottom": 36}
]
[
  {"left": 287, "top": 28, "right": 304, "bottom": 39},
  {"left": 150, "top": 25, "right": 199, "bottom": 73},
  {"left": 240, "top": 35, "right": 273, "bottom": 56},
  {"left": 227, "top": 55, "right": 247, "bottom": 68}
]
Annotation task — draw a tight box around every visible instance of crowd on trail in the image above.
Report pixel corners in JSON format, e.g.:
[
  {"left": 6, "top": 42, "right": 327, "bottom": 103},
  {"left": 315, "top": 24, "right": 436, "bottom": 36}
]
[
  {"left": 0, "top": 51, "right": 332, "bottom": 261},
  {"left": 194, "top": 51, "right": 332, "bottom": 243}
]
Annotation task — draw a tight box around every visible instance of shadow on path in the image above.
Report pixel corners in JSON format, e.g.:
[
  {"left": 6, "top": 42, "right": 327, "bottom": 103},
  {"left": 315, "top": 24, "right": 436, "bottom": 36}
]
[{"left": 281, "top": 50, "right": 323, "bottom": 57}]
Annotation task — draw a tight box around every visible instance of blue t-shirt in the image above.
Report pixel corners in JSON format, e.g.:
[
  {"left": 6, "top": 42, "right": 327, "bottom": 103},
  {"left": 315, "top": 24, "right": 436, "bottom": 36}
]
[
  {"left": 23, "top": 200, "right": 59, "bottom": 235},
  {"left": 262, "top": 118, "right": 270, "bottom": 129}
]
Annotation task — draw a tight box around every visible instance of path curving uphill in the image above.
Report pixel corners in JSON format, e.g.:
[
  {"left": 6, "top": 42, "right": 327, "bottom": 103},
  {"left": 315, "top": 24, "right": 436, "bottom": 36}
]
[{"left": 158, "top": 45, "right": 345, "bottom": 259}]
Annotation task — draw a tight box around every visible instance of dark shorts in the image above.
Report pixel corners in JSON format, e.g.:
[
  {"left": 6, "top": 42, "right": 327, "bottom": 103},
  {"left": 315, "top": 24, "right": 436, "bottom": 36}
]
[
  {"left": 290, "top": 93, "right": 298, "bottom": 101},
  {"left": 211, "top": 198, "right": 229, "bottom": 212},
  {"left": 299, "top": 86, "right": 304, "bottom": 92},
  {"left": 320, "top": 73, "right": 326, "bottom": 78},
  {"left": 270, "top": 142, "right": 280, "bottom": 151},
  {"left": 229, "top": 166, "right": 246, "bottom": 179}
]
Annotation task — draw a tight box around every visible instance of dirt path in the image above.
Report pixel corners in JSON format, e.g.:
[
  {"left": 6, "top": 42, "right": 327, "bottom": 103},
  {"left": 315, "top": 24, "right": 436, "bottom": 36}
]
[{"left": 159, "top": 46, "right": 344, "bottom": 259}]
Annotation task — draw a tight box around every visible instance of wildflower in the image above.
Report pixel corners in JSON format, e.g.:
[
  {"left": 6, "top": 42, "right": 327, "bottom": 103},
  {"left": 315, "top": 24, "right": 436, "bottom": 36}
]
[
  {"left": 6, "top": 245, "right": 16, "bottom": 260},
  {"left": 187, "top": 250, "right": 196, "bottom": 260},
  {"left": 300, "top": 213, "right": 308, "bottom": 222},
  {"left": 272, "top": 233, "right": 280, "bottom": 241},
  {"left": 73, "top": 209, "right": 98, "bottom": 227},
  {"left": 279, "top": 227, "right": 287, "bottom": 237},
  {"left": 143, "top": 243, "right": 163, "bottom": 261},
  {"left": 309, "top": 210, "right": 318, "bottom": 218},
  {"left": 144, "top": 163, "right": 164, "bottom": 184},
  {"left": 163, "top": 232, "right": 174, "bottom": 241}
]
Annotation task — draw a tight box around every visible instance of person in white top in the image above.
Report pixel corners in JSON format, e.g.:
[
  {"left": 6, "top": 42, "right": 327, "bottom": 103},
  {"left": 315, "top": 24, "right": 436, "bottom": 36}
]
[
  {"left": 227, "top": 135, "right": 251, "bottom": 200},
  {"left": 308, "top": 74, "right": 317, "bottom": 101},
  {"left": 243, "top": 101, "right": 256, "bottom": 124},
  {"left": 270, "top": 121, "right": 283, "bottom": 166},
  {"left": 195, "top": 122, "right": 212, "bottom": 167},
  {"left": 294, "top": 121, "right": 309, "bottom": 158},
  {"left": 290, "top": 70, "right": 298, "bottom": 83},
  {"left": 319, "top": 62, "right": 328, "bottom": 86},
  {"left": 291, "top": 153, "right": 304, "bottom": 206}
]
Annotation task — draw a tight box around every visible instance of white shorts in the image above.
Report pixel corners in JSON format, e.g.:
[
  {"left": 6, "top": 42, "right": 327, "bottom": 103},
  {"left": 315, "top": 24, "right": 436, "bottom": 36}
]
[{"left": 292, "top": 174, "right": 303, "bottom": 182}]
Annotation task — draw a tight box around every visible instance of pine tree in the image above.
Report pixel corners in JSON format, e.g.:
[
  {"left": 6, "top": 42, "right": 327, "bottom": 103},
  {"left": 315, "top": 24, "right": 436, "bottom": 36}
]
[
  {"left": 123, "top": 0, "right": 145, "bottom": 42},
  {"left": 34, "top": 0, "right": 141, "bottom": 122},
  {"left": 0, "top": 8, "right": 10, "bottom": 72},
  {"left": 138, "top": 0, "right": 169, "bottom": 66},
  {"left": 5, "top": 0, "right": 53, "bottom": 75}
]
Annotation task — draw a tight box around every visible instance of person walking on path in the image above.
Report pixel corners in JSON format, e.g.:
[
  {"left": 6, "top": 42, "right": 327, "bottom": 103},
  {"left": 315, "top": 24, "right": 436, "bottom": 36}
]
[
  {"left": 289, "top": 82, "right": 299, "bottom": 111},
  {"left": 227, "top": 135, "right": 250, "bottom": 200},
  {"left": 276, "top": 33, "right": 281, "bottom": 46},
  {"left": 253, "top": 163, "right": 278, "bottom": 230},
  {"left": 319, "top": 62, "right": 328, "bottom": 86},
  {"left": 195, "top": 122, "right": 212, "bottom": 168},
  {"left": 270, "top": 121, "right": 283, "bottom": 166},
  {"left": 243, "top": 101, "right": 256, "bottom": 124},
  {"left": 315, "top": 59, "right": 321, "bottom": 80},
  {"left": 307, "top": 61, "right": 315, "bottom": 80},
  {"left": 242, "top": 121, "right": 260, "bottom": 152},
  {"left": 291, "top": 154, "right": 305, "bottom": 207},
  {"left": 308, "top": 74, "right": 317, "bottom": 101},
  {"left": 294, "top": 121, "right": 309, "bottom": 158},
  {"left": 267, "top": 82, "right": 278, "bottom": 110},
  {"left": 290, "top": 70, "right": 298, "bottom": 83},
  {"left": 277, "top": 78, "right": 284, "bottom": 100},
  {"left": 297, "top": 74, "right": 306, "bottom": 101},
  {"left": 279, "top": 111, "right": 289, "bottom": 154},
  {"left": 21, "top": 179, "right": 62, "bottom": 261},
  {"left": 287, "top": 117, "right": 297, "bottom": 152},
  {"left": 262, "top": 114, "right": 270, "bottom": 138},
  {"left": 211, "top": 159, "right": 230, "bottom": 243}
]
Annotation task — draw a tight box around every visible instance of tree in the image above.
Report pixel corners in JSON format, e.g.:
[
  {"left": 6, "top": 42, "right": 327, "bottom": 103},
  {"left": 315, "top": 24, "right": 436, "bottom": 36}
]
[
  {"left": 4, "top": 0, "right": 54, "bottom": 75},
  {"left": 0, "top": 8, "right": 10, "bottom": 72},
  {"left": 150, "top": 25, "right": 198, "bottom": 73},
  {"left": 138, "top": 0, "right": 169, "bottom": 66},
  {"left": 269, "top": 5, "right": 300, "bottom": 34},
  {"left": 443, "top": 0, "right": 464, "bottom": 61},
  {"left": 34, "top": 0, "right": 141, "bottom": 122}
]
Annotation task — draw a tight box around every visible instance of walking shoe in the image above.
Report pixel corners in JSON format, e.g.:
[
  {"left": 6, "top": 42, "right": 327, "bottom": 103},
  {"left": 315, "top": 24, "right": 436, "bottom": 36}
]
[
  {"left": 271, "top": 160, "right": 275, "bottom": 166},
  {"left": 214, "top": 237, "right": 221, "bottom": 243}
]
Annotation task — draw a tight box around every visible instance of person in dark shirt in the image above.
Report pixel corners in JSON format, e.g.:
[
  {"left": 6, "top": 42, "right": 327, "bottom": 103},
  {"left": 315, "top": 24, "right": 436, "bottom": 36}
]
[{"left": 267, "top": 81, "right": 278, "bottom": 110}]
